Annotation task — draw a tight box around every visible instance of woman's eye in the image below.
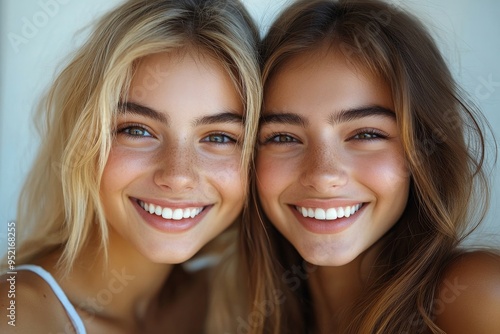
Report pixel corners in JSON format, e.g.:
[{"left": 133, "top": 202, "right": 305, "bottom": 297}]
[
  {"left": 201, "top": 133, "right": 236, "bottom": 144},
  {"left": 264, "top": 134, "right": 298, "bottom": 144},
  {"left": 118, "top": 125, "right": 152, "bottom": 138},
  {"left": 351, "top": 130, "right": 387, "bottom": 141}
]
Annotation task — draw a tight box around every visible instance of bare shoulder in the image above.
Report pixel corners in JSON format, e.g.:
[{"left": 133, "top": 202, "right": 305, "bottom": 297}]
[
  {"left": 434, "top": 251, "right": 500, "bottom": 333},
  {"left": 0, "top": 270, "right": 73, "bottom": 333}
]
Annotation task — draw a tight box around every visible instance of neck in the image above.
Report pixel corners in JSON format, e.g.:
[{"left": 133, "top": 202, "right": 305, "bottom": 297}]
[
  {"left": 39, "top": 228, "right": 173, "bottom": 326},
  {"left": 308, "top": 239, "right": 385, "bottom": 333}
]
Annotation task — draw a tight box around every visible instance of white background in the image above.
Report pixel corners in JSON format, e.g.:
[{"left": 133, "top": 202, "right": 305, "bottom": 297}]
[{"left": 1, "top": 0, "right": 499, "bottom": 255}]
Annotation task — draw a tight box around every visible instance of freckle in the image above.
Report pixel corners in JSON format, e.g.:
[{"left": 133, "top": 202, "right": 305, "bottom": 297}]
[{"left": 43, "top": 293, "right": 46, "bottom": 298}]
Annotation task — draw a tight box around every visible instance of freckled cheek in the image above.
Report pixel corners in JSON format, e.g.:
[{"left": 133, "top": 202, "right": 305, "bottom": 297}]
[{"left": 200, "top": 156, "right": 246, "bottom": 198}]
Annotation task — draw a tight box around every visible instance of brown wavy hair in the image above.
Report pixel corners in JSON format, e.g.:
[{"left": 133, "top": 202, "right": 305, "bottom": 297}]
[{"left": 242, "top": 0, "right": 494, "bottom": 333}]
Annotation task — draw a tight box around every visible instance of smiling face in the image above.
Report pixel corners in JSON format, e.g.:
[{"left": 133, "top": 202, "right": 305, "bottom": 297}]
[
  {"left": 100, "top": 50, "right": 245, "bottom": 263},
  {"left": 257, "top": 48, "right": 411, "bottom": 266}
]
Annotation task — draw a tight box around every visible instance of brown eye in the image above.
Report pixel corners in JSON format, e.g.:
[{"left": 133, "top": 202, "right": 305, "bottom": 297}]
[
  {"left": 269, "top": 134, "right": 297, "bottom": 143},
  {"left": 354, "top": 132, "right": 380, "bottom": 140},
  {"left": 201, "top": 133, "right": 236, "bottom": 144},
  {"left": 350, "top": 129, "right": 388, "bottom": 141}
]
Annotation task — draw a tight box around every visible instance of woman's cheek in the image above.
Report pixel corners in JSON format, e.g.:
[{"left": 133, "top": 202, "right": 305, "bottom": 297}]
[
  {"left": 257, "top": 154, "right": 293, "bottom": 199},
  {"left": 352, "top": 150, "right": 410, "bottom": 197},
  {"left": 205, "top": 155, "right": 246, "bottom": 196}
]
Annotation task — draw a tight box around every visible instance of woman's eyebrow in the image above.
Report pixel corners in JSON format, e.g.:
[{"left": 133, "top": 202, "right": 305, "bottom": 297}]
[
  {"left": 329, "top": 106, "right": 395, "bottom": 125},
  {"left": 260, "top": 112, "right": 309, "bottom": 127},
  {"left": 192, "top": 111, "right": 244, "bottom": 126},
  {"left": 259, "top": 107, "right": 393, "bottom": 127},
  {"left": 118, "top": 101, "right": 169, "bottom": 124},
  {"left": 118, "top": 102, "right": 243, "bottom": 126}
]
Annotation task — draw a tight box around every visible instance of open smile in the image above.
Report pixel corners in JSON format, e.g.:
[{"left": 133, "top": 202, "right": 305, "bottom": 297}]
[
  {"left": 295, "top": 203, "right": 364, "bottom": 220},
  {"left": 290, "top": 203, "right": 366, "bottom": 234},
  {"left": 138, "top": 200, "right": 205, "bottom": 220}
]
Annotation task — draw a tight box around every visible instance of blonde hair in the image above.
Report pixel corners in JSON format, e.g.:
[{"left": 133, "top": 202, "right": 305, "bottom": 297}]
[
  {"left": 244, "top": 0, "right": 494, "bottom": 333},
  {"left": 12, "top": 0, "right": 261, "bottom": 274}
]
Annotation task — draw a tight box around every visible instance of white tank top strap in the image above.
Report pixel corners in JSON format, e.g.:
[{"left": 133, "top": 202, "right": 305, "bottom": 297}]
[{"left": 16, "top": 264, "right": 86, "bottom": 334}]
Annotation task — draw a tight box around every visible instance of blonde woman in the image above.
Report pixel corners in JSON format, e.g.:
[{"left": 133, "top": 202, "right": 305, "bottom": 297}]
[
  {"left": 243, "top": 0, "right": 500, "bottom": 333},
  {"left": 0, "top": 0, "right": 260, "bottom": 332}
]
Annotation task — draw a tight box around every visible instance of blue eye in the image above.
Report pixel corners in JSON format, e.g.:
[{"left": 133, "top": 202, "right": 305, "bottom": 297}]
[
  {"left": 201, "top": 133, "right": 237, "bottom": 144},
  {"left": 118, "top": 125, "right": 152, "bottom": 138}
]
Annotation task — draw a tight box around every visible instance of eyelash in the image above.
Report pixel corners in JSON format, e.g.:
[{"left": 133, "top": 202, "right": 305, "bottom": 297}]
[
  {"left": 201, "top": 132, "right": 238, "bottom": 145},
  {"left": 116, "top": 124, "right": 238, "bottom": 146},
  {"left": 261, "top": 128, "right": 388, "bottom": 145},
  {"left": 116, "top": 124, "right": 153, "bottom": 139},
  {"left": 349, "top": 128, "right": 389, "bottom": 141},
  {"left": 261, "top": 132, "right": 299, "bottom": 145}
]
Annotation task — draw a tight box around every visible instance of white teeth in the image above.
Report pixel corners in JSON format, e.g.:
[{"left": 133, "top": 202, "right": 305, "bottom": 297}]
[
  {"left": 172, "top": 208, "right": 183, "bottom": 220},
  {"left": 296, "top": 203, "right": 363, "bottom": 221},
  {"left": 326, "top": 208, "right": 337, "bottom": 220},
  {"left": 155, "top": 206, "right": 162, "bottom": 216},
  {"left": 162, "top": 207, "right": 173, "bottom": 219},
  {"left": 301, "top": 207, "right": 308, "bottom": 217},
  {"left": 337, "top": 207, "right": 345, "bottom": 218},
  {"left": 344, "top": 206, "right": 351, "bottom": 218},
  {"left": 314, "top": 208, "right": 326, "bottom": 220},
  {"left": 138, "top": 200, "right": 204, "bottom": 221}
]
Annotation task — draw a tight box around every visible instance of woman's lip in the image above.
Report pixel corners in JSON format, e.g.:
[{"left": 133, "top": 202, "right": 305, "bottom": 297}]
[
  {"left": 131, "top": 199, "right": 212, "bottom": 233},
  {"left": 289, "top": 203, "right": 366, "bottom": 234},
  {"left": 132, "top": 197, "right": 209, "bottom": 209},
  {"left": 292, "top": 199, "right": 365, "bottom": 208}
]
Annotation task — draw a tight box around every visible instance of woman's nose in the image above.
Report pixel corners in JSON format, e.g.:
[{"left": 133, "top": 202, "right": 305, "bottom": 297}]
[
  {"left": 153, "top": 142, "right": 198, "bottom": 193},
  {"left": 299, "top": 144, "right": 348, "bottom": 193}
]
